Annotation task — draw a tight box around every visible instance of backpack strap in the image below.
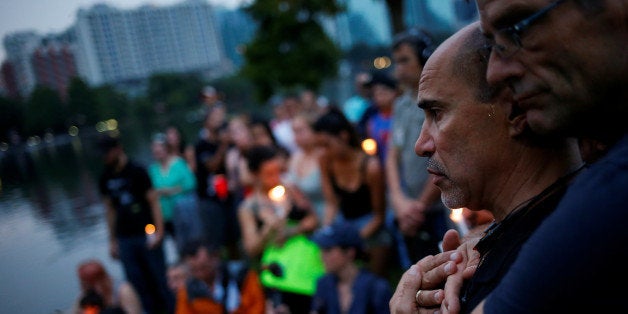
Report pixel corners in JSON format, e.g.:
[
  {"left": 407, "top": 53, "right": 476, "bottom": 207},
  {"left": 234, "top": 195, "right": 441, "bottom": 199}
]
[{"left": 220, "top": 261, "right": 250, "bottom": 311}]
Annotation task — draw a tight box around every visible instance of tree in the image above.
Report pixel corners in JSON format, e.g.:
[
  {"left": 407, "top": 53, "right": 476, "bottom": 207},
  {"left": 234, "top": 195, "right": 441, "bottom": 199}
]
[
  {"left": 67, "top": 77, "right": 100, "bottom": 126},
  {"left": 209, "top": 75, "right": 258, "bottom": 113},
  {"left": 384, "top": 0, "right": 405, "bottom": 35},
  {"left": 146, "top": 73, "right": 205, "bottom": 112},
  {"left": 93, "top": 85, "right": 131, "bottom": 121},
  {"left": 0, "top": 96, "right": 24, "bottom": 141},
  {"left": 241, "top": 0, "right": 344, "bottom": 102},
  {"left": 24, "top": 86, "right": 67, "bottom": 136}
]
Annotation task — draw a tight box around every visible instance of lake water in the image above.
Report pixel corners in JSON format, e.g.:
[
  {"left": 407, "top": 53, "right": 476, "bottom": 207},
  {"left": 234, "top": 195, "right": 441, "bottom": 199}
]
[{"left": 0, "top": 130, "right": 179, "bottom": 314}]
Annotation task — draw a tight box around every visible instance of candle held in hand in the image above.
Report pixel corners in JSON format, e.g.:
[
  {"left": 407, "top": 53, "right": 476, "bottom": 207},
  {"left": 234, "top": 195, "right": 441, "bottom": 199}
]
[
  {"left": 145, "top": 223, "right": 157, "bottom": 246},
  {"left": 449, "top": 208, "right": 469, "bottom": 237},
  {"left": 268, "top": 185, "right": 288, "bottom": 217},
  {"left": 361, "top": 138, "right": 377, "bottom": 156}
]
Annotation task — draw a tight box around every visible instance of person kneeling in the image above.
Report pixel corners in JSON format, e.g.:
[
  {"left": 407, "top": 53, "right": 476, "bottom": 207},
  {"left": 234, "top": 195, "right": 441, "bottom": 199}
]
[
  {"left": 310, "top": 222, "right": 392, "bottom": 314},
  {"left": 176, "top": 240, "right": 265, "bottom": 314}
]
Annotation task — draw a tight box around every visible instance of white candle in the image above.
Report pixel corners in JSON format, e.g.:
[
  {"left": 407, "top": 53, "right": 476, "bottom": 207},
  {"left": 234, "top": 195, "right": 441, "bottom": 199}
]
[
  {"left": 361, "top": 138, "right": 377, "bottom": 156},
  {"left": 145, "top": 223, "right": 157, "bottom": 246},
  {"left": 450, "top": 208, "right": 469, "bottom": 237},
  {"left": 268, "top": 185, "right": 288, "bottom": 217}
]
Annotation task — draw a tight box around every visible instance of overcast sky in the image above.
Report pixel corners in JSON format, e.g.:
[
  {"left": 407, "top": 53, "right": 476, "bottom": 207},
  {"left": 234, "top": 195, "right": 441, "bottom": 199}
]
[{"left": 0, "top": 0, "right": 247, "bottom": 61}]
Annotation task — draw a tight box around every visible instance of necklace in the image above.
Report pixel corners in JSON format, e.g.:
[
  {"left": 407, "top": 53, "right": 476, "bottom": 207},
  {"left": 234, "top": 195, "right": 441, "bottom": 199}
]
[{"left": 478, "top": 163, "right": 587, "bottom": 251}]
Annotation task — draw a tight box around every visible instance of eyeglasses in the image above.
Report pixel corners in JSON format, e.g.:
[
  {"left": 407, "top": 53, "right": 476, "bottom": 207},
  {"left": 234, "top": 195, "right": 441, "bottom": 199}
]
[{"left": 480, "top": 0, "right": 566, "bottom": 60}]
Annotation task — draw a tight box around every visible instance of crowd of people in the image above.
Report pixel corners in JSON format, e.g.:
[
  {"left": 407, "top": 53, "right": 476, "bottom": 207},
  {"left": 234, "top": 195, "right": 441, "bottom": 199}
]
[
  {"left": 74, "top": 0, "right": 628, "bottom": 313},
  {"left": 82, "top": 25, "right": 453, "bottom": 314}
]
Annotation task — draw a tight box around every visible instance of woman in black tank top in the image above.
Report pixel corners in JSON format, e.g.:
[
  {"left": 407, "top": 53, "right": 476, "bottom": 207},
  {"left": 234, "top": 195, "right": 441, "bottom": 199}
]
[{"left": 313, "top": 107, "right": 391, "bottom": 277}]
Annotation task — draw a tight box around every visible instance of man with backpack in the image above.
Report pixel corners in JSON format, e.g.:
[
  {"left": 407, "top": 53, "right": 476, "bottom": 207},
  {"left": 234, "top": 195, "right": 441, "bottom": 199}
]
[{"left": 175, "top": 240, "right": 265, "bottom": 314}]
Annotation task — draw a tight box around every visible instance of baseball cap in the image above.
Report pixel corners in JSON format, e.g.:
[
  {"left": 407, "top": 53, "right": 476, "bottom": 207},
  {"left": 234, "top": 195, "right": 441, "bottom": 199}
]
[
  {"left": 364, "top": 72, "right": 397, "bottom": 90},
  {"left": 96, "top": 134, "right": 121, "bottom": 153},
  {"left": 180, "top": 238, "right": 221, "bottom": 258},
  {"left": 312, "top": 222, "right": 363, "bottom": 250}
]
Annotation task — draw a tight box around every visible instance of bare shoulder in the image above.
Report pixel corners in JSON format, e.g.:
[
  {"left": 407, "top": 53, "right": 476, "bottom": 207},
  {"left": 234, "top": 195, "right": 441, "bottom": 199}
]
[
  {"left": 118, "top": 281, "right": 137, "bottom": 296},
  {"left": 118, "top": 281, "right": 142, "bottom": 314}
]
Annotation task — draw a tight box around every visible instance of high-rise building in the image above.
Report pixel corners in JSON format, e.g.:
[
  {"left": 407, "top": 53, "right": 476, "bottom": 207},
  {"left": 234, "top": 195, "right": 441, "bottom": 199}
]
[
  {"left": 405, "top": 0, "right": 478, "bottom": 37},
  {"left": 3, "top": 31, "right": 40, "bottom": 97},
  {"left": 1, "top": 61, "right": 20, "bottom": 99},
  {"left": 452, "top": 0, "right": 479, "bottom": 28},
  {"left": 347, "top": 13, "right": 381, "bottom": 47},
  {"left": 320, "top": 12, "right": 352, "bottom": 50},
  {"left": 31, "top": 38, "right": 78, "bottom": 100},
  {"left": 347, "top": 0, "right": 392, "bottom": 46},
  {"left": 74, "top": 0, "right": 227, "bottom": 86},
  {"left": 0, "top": 67, "right": 5, "bottom": 96},
  {"left": 214, "top": 7, "right": 257, "bottom": 69},
  {"left": 320, "top": 0, "right": 391, "bottom": 50}
]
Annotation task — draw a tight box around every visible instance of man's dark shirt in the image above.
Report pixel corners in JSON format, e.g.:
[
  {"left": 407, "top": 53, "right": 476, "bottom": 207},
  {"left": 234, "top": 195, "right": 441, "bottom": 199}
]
[
  {"left": 460, "top": 166, "right": 584, "bottom": 313},
  {"left": 99, "top": 160, "right": 154, "bottom": 237},
  {"left": 485, "top": 134, "right": 628, "bottom": 313},
  {"left": 194, "top": 133, "right": 227, "bottom": 200}
]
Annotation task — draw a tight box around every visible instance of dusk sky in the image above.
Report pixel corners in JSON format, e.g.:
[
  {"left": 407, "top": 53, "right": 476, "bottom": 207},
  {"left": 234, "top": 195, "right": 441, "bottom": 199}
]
[
  {"left": 0, "top": 0, "right": 248, "bottom": 61},
  {"left": 0, "top": 0, "right": 456, "bottom": 62}
]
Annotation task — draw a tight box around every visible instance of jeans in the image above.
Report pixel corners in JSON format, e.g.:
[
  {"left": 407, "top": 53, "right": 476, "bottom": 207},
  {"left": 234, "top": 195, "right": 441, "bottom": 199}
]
[
  {"left": 173, "top": 193, "right": 204, "bottom": 252},
  {"left": 117, "top": 235, "right": 175, "bottom": 314}
]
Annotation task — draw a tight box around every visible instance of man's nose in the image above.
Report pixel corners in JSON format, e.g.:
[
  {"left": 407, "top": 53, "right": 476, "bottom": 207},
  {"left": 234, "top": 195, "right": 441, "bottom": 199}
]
[{"left": 486, "top": 53, "right": 525, "bottom": 87}]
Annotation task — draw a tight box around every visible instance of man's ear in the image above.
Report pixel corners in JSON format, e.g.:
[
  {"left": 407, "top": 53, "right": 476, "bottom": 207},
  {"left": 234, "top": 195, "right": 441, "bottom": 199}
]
[{"left": 507, "top": 102, "right": 528, "bottom": 137}]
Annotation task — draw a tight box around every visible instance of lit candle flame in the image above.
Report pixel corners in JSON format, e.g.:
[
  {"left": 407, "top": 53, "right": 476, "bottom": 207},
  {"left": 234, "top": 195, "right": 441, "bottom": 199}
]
[
  {"left": 268, "top": 185, "right": 286, "bottom": 202},
  {"left": 361, "top": 138, "right": 377, "bottom": 156},
  {"left": 145, "top": 223, "right": 156, "bottom": 235},
  {"left": 449, "top": 208, "right": 469, "bottom": 236},
  {"left": 268, "top": 185, "right": 288, "bottom": 217},
  {"left": 449, "top": 208, "right": 464, "bottom": 223}
]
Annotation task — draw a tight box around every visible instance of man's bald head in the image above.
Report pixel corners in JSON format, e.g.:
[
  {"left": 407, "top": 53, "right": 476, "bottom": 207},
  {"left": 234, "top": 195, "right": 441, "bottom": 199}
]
[{"left": 423, "top": 22, "right": 498, "bottom": 103}]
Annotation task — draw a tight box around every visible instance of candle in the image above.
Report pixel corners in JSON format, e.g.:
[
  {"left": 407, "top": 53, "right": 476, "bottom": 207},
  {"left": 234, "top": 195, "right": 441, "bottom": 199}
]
[
  {"left": 268, "top": 185, "right": 287, "bottom": 217},
  {"left": 213, "top": 174, "right": 229, "bottom": 200},
  {"left": 449, "top": 208, "right": 469, "bottom": 237},
  {"left": 361, "top": 138, "right": 377, "bottom": 156},
  {"left": 145, "top": 223, "right": 157, "bottom": 245}
]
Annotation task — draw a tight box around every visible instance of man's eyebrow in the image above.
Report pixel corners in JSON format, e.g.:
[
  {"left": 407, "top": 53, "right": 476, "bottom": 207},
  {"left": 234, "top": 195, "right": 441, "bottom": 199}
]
[
  {"left": 417, "top": 99, "right": 435, "bottom": 110},
  {"left": 487, "top": 3, "right": 531, "bottom": 30}
]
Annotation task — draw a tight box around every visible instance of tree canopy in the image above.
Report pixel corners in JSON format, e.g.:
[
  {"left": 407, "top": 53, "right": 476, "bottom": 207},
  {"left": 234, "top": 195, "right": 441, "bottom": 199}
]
[{"left": 241, "top": 0, "right": 344, "bottom": 102}]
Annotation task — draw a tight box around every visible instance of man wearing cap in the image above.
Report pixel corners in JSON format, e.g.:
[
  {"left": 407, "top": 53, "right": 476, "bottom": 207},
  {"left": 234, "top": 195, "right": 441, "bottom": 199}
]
[
  {"left": 176, "top": 240, "right": 265, "bottom": 314},
  {"left": 364, "top": 72, "right": 399, "bottom": 165},
  {"left": 310, "top": 222, "right": 392, "bottom": 314},
  {"left": 343, "top": 71, "right": 373, "bottom": 126},
  {"left": 98, "top": 134, "right": 175, "bottom": 313},
  {"left": 385, "top": 28, "right": 449, "bottom": 271},
  {"left": 198, "top": 85, "right": 224, "bottom": 117}
]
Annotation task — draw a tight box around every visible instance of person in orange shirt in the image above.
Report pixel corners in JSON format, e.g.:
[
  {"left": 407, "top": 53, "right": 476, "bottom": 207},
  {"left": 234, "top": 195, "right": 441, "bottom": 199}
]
[
  {"left": 175, "top": 240, "right": 265, "bottom": 314},
  {"left": 73, "top": 259, "right": 142, "bottom": 314}
]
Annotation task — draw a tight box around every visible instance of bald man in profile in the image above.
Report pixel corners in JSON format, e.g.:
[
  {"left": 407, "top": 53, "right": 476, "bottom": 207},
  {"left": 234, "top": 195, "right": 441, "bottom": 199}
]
[{"left": 390, "top": 21, "right": 584, "bottom": 314}]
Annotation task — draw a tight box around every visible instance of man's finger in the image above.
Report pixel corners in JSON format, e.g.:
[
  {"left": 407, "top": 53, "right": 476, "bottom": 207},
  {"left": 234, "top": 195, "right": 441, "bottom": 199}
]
[
  {"left": 462, "top": 246, "right": 480, "bottom": 279},
  {"left": 422, "top": 260, "right": 457, "bottom": 289},
  {"left": 415, "top": 288, "right": 444, "bottom": 309},
  {"left": 441, "top": 264, "right": 466, "bottom": 314},
  {"left": 390, "top": 265, "right": 422, "bottom": 314},
  {"left": 442, "top": 229, "right": 461, "bottom": 252}
]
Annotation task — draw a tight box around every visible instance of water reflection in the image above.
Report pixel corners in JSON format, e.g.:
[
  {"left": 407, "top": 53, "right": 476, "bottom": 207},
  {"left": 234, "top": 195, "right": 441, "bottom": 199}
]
[
  {"left": 0, "top": 109, "right": 212, "bottom": 313},
  {"left": 0, "top": 128, "right": 179, "bottom": 314},
  {"left": 0, "top": 133, "right": 108, "bottom": 313}
]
